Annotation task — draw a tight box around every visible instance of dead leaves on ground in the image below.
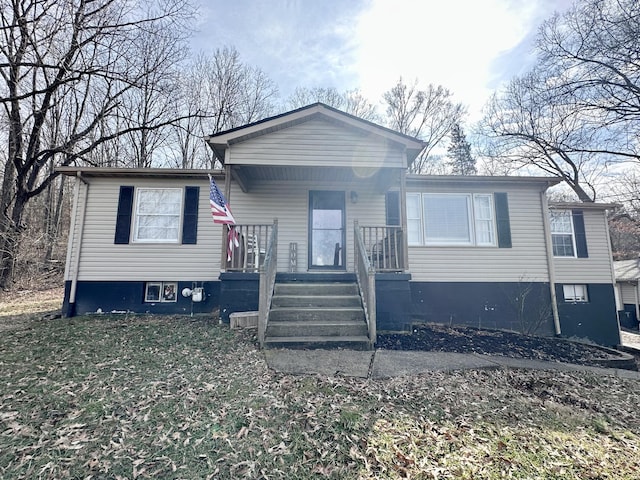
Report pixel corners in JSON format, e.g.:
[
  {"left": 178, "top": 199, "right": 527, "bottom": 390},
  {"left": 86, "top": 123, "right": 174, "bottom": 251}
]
[{"left": 1, "top": 315, "right": 640, "bottom": 479}]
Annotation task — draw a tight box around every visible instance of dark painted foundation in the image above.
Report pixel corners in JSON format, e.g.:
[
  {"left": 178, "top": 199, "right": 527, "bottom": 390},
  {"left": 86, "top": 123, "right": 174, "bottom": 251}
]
[
  {"left": 63, "top": 275, "right": 621, "bottom": 347},
  {"left": 62, "top": 280, "right": 220, "bottom": 317},
  {"left": 407, "top": 281, "right": 556, "bottom": 337},
  {"left": 219, "top": 273, "right": 260, "bottom": 322},
  {"left": 556, "top": 283, "right": 620, "bottom": 346},
  {"left": 376, "top": 273, "right": 412, "bottom": 331}
]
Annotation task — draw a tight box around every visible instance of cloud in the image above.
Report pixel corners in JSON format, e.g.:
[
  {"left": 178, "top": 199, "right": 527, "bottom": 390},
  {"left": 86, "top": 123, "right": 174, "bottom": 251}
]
[
  {"left": 192, "top": 0, "right": 365, "bottom": 99},
  {"left": 191, "top": 0, "right": 574, "bottom": 118}
]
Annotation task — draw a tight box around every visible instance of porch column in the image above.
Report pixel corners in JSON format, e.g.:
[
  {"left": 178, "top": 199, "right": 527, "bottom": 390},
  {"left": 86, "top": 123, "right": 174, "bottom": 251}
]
[
  {"left": 399, "top": 168, "right": 409, "bottom": 271},
  {"left": 220, "top": 165, "right": 232, "bottom": 271}
]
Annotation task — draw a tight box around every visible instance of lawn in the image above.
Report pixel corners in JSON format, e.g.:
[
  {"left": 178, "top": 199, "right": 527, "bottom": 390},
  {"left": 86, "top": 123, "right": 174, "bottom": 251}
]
[{"left": 1, "top": 297, "right": 640, "bottom": 478}]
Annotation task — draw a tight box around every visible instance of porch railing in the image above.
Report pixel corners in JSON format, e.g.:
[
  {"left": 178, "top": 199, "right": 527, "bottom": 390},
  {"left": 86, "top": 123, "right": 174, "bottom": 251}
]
[
  {"left": 258, "top": 220, "right": 278, "bottom": 347},
  {"left": 226, "top": 223, "right": 274, "bottom": 272},
  {"left": 354, "top": 222, "right": 376, "bottom": 347},
  {"left": 359, "top": 225, "right": 405, "bottom": 272}
]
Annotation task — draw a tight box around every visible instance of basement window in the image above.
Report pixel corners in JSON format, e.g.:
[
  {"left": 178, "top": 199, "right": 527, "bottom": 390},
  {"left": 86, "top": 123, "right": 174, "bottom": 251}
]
[
  {"left": 562, "top": 284, "right": 588, "bottom": 303},
  {"left": 145, "top": 282, "right": 177, "bottom": 302}
]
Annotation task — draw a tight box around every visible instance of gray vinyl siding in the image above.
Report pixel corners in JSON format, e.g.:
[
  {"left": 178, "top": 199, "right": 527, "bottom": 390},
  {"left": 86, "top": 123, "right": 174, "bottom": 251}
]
[
  {"left": 407, "top": 185, "right": 549, "bottom": 282},
  {"left": 618, "top": 282, "right": 637, "bottom": 305},
  {"left": 72, "top": 178, "right": 222, "bottom": 281},
  {"left": 70, "top": 176, "right": 389, "bottom": 281},
  {"left": 228, "top": 180, "right": 387, "bottom": 272},
  {"left": 553, "top": 210, "right": 614, "bottom": 284},
  {"left": 227, "top": 118, "right": 406, "bottom": 168}
]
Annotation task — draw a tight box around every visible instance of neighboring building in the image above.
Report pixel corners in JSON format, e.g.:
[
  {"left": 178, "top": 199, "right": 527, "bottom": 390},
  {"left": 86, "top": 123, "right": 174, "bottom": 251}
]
[
  {"left": 614, "top": 258, "right": 640, "bottom": 330},
  {"left": 58, "top": 103, "right": 622, "bottom": 346}
]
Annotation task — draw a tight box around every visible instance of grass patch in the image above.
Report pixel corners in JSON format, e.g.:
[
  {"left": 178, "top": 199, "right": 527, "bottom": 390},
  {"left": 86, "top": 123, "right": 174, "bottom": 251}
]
[{"left": 0, "top": 308, "right": 639, "bottom": 478}]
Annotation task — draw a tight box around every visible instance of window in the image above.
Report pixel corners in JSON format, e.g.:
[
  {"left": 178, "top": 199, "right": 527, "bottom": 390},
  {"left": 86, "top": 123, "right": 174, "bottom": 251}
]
[
  {"left": 407, "top": 193, "right": 497, "bottom": 246},
  {"left": 550, "top": 210, "right": 575, "bottom": 257},
  {"left": 145, "top": 282, "right": 177, "bottom": 302},
  {"left": 407, "top": 193, "right": 422, "bottom": 245},
  {"left": 563, "top": 284, "right": 588, "bottom": 302},
  {"left": 115, "top": 186, "right": 199, "bottom": 245},
  {"left": 133, "top": 188, "right": 182, "bottom": 242}
]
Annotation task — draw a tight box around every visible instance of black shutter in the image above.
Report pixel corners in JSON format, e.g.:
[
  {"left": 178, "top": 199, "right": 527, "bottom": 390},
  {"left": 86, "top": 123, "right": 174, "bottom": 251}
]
[
  {"left": 114, "top": 186, "right": 134, "bottom": 244},
  {"left": 572, "top": 209, "right": 588, "bottom": 258},
  {"left": 385, "top": 191, "right": 400, "bottom": 226},
  {"left": 494, "top": 192, "right": 512, "bottom": 248},
  {"left": 182, "top": 186, "right": 199, "bottom": 244}
]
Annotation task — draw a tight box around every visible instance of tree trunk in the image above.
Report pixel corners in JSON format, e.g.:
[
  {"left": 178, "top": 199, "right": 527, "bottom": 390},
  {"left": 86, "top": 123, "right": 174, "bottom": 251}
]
[
  {"left": 0, "top": 193, "right": 27, "bottom": 288},
  {"left": 43, "top": 177, "right": 66, "bottom": 264}
]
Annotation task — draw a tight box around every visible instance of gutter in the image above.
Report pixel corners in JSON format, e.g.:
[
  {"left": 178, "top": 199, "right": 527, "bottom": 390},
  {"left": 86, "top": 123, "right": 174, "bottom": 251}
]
[
  {"left": 540, "top": 192, "right": 562, "bottom": 336},
  {"left": 67, "top": 172, "right": 89, "bottom": 315}
]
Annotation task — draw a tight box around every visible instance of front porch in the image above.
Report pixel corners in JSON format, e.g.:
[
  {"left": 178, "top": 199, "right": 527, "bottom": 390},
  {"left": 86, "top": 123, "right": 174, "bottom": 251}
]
[{"left": 219, "top": 222, "right": 412, "bottom": 348}]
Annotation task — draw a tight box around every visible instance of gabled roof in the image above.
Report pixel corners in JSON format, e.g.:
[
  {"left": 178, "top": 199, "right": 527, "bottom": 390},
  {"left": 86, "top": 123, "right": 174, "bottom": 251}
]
[
  {"left": 205, "top": 102, "right": 426, "bottom": 164},
  {"left": 614, "top": 259, "right": 640, "bottom": 282}
]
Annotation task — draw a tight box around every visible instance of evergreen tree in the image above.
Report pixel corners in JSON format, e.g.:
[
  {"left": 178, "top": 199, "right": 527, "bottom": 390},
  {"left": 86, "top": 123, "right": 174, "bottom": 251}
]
[{"left": 447, "top": 123, "right": 477, "bottom": 175}]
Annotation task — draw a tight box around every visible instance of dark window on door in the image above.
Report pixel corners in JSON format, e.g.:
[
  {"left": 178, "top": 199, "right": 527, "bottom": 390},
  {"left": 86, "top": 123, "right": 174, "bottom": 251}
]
[{"left": 309, "top": 191, "right": 345, "bottom": 269}]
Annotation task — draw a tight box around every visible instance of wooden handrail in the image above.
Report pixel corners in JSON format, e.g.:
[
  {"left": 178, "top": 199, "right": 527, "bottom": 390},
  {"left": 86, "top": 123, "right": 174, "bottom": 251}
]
[
  {"left": 354, "top": 221, "right": 376, "bottom": 347},
  {"left": 258, "top": 220, "right": 278, "bottom": 347}
]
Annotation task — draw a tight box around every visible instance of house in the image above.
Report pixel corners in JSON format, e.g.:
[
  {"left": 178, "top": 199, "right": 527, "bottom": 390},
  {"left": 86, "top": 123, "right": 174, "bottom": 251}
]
[
  {"left": 614, "top": 258, "right": 640, "bottom": 330},
  {"left": 58, "top": 103, "right": 621, "bottom": 347}
]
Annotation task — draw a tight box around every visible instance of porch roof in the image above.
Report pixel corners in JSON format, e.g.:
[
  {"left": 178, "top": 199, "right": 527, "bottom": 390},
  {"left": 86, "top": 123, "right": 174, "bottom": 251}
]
[{"left": 205, "top": 103, "right": 426, "bottom": 166}]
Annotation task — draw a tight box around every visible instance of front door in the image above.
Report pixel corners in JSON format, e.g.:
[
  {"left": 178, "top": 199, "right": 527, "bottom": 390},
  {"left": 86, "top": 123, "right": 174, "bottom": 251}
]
[{"left": 309, "top": 191, "right": 345, "bottom": 269}]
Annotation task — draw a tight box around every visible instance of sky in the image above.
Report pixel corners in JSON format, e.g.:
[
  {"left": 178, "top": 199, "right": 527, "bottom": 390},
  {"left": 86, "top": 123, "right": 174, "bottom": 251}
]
[{"left": 192, "top": 0, "right": 574, "bottom": 121}]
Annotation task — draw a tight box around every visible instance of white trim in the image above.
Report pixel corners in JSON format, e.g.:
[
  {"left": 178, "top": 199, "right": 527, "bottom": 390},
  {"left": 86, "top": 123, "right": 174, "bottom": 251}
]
[
  {"left": 133, "top": 187, "right": 183, "bottom": 243},
  {"left": 549, "top": 209, "right": 577, "bottom": 258},
  {"left": 562, "top": 284, "right": 588, "bottom": 302},
  {"left": 407, "top": 192, "right": 498, "bottom": 247}
]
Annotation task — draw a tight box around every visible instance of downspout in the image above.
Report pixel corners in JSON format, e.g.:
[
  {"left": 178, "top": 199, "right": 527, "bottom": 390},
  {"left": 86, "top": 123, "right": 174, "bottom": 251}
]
[
  {"left": 540, "top": 192, "right": 562, "bottom": 335},
  {"left": 67, "top": 172, "right": 89, "bottom": 314},
  {"left": 602, "top": 209, "right": 623, "bottom": 342}
]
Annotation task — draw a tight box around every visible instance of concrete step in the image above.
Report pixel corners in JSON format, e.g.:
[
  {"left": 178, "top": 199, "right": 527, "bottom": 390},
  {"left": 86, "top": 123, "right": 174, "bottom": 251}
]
[
  {"left": 263, "top": 335, "right": 372, "bottom": 350},
  {"left": 275, "top": 282, "right": 359, "bottom": 296},
  {"left": 269, "top": 307, "right": 365, "bottom": 323},
  {"left": 271, "top": 294, "right": 362, "bottom": 308},
  {"left": 266, "top": 320, "right": 369, "bottom": 337}
]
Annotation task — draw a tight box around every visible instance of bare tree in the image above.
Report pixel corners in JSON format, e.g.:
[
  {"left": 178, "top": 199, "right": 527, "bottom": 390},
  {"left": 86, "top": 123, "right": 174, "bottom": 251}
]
[
  {"left": 479, "top": 71, "right": 600, "bottom": 202},
  {"left": 285, "top": 86, "right": 379, "bottom": 121},
  {"left": 537, "top": 0, "right": 640, "bottom": 162},
  {"left": 168, "top": 47, "right": 278, "bottom": 169},
  {"left": 478, "top": 0, "right": 640, "bottom": 200},
  {"left": 382, "top": 78, "right": 465, "bottom": 173},
  {"left": 0, "top": 0, "right": 194, "bottom": 287}
]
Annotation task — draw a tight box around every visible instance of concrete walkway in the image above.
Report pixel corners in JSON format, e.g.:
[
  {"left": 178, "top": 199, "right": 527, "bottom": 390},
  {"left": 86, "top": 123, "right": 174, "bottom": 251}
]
[{"left": 264, "top": 348, "right": 640, "bottom": 380}]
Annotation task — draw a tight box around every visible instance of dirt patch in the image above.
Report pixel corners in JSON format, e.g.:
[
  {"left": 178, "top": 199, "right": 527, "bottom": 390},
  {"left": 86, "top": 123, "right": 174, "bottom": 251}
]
[{"left": 377, "top": 323, "right": 637, "bottom": 369}]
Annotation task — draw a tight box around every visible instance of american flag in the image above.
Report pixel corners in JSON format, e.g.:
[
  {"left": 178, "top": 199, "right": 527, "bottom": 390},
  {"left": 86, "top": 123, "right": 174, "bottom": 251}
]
[
  {"left": 209, "top": 175, "right": 239, "bottom": 260},
  {"left": 209, "top": 175, "right": 236, "bottom": 225}
]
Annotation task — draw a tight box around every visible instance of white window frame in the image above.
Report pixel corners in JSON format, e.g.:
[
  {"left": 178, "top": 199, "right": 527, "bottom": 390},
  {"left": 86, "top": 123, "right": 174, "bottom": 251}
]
[
  {"left": 550, "top": 210, "right": 576, "bottom": 258},
  {"left": 145, "top": 281, "right": 178, "bottom": 303},
  {"left": 407, "top": 192, "right": 423, "bottom": 245},
  {"left": 473, "top": 194, "right": 496, "bottom": 246},
  {"left": 133, "top": 188, "right": 182, "bottom": 243},
  {"left": 407, "top": 192, "right": 497, "bottom": 247},
  {"left": 563, "top": 284, "right": 588, "bottom": 303}
]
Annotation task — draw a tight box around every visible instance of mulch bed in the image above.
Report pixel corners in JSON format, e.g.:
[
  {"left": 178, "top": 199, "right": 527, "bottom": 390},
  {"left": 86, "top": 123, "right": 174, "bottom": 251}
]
[{"left": 376, "top": 323, "right": 638, "bottom": 369}]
